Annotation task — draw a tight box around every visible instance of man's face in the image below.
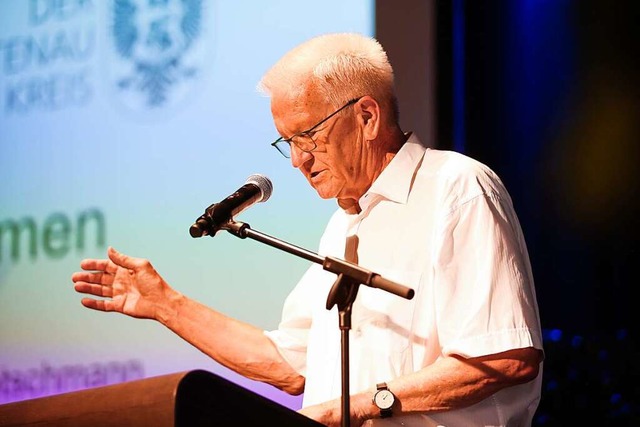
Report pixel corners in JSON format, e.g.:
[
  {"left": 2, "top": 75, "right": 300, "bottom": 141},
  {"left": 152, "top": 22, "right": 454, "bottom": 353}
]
[{"left": 271, "top": 93, "right": 369, "bottom": 204}]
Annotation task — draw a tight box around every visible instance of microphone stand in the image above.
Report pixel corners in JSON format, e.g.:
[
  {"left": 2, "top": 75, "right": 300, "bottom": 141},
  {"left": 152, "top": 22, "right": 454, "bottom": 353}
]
[{"left": 222, "top": 220, "right": 414, "bottom": 427}]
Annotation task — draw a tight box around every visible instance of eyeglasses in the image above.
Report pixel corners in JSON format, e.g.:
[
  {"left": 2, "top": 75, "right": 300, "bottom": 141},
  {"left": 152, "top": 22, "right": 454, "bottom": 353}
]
[{"left": 271, "top": 97, "right": 362, "bottom": 158}]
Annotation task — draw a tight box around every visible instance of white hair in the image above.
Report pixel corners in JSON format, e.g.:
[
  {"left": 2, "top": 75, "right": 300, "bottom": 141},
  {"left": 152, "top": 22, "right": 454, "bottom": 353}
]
[{"left": 258, "top": 33, "right": 397, "bottom": 115}]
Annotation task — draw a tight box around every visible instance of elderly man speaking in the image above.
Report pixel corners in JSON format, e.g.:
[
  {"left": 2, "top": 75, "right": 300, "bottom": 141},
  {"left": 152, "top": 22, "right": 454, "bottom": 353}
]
[{"left": 73, "top": 33, "right": 544, "bottom": 427}]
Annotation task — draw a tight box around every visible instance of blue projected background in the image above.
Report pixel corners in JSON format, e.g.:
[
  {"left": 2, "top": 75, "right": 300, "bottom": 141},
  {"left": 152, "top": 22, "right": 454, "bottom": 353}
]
[{"left": 0, "top": 0, "right": 374, "bottom": 408}]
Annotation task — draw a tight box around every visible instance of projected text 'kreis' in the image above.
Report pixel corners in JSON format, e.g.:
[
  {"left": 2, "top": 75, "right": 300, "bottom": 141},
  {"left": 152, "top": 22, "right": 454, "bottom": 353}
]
[{"left": 0, "top": 0, "right": 96, "bottom": 114}]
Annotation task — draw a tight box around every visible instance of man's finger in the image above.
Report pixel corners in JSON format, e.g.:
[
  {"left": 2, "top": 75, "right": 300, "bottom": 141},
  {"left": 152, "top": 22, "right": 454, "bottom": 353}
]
[
  {"left": 79, "top": 259, "right": 109, "bottom": 271},
  {"left": 81, "top": 297, "right": 115, "bottom": 312},
  {"left": 108, "top": 246, "right": 140, "bottom": 269},
  {"left": 74, "top": 282, "right": 114, "bottom": 298},
  {"left": 71, "top": 271, "right": 114, "bottom": 286}
]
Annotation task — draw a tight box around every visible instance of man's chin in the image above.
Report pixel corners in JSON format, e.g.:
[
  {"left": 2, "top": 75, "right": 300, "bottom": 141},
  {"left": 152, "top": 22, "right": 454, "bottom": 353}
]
[
  {"left": 313, "top": 188, "right": 335, "bottom": 200},
  {"left": 308, "top": 176, "right": 344, "bottom": 200},
  {"left": 310, "top": 182, "right": 338, "bottom": 200}
]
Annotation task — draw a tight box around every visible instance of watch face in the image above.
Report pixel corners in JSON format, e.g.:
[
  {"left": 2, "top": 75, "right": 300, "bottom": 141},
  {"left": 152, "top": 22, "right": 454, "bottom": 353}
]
[{"left": 374, "top": 389, "right": 394, "bottom": 410}]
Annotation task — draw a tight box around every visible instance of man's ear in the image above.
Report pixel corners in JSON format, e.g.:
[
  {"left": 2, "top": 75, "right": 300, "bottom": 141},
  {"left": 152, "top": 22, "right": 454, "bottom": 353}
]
[{"left": 356, "top": 96, "right": 380, "bottom": 141}]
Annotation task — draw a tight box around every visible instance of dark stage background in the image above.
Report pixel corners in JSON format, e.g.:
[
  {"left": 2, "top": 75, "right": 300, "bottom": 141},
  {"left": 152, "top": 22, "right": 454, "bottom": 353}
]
[{"left": 378, "top": 1, "right": 640, "bottom": 425}]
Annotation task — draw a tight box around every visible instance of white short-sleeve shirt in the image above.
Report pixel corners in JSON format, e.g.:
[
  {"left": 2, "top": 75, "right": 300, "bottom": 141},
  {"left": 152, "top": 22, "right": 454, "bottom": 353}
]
[{"left": 265, "top": 134, "right": 543, "bottom": 426}]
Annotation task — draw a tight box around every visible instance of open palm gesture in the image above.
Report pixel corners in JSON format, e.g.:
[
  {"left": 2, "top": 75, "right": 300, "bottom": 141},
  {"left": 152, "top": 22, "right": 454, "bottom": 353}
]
[{"left": 71, "top": 246, "right": 176, "bottom": 320}]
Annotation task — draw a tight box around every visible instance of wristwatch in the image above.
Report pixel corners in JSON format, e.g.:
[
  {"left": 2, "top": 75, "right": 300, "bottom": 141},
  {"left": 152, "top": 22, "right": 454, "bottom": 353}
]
[{"left": 372, "top": 382, "right": 395, "bottom": 418}]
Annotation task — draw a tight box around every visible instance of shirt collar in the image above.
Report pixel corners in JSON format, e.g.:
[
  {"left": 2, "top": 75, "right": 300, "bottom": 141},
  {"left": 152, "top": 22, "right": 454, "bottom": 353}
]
[{"left": 359, "top": 133, "right": 427, "bottom": 210}]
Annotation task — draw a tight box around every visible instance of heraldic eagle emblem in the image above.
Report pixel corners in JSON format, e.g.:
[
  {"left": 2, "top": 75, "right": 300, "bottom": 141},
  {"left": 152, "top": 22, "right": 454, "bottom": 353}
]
[{"left": 113, "top": 0, "right": 202, "bottom": 107}]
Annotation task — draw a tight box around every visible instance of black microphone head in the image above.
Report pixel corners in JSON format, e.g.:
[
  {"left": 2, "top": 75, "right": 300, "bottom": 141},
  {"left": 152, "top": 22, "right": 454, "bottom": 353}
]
[
  {"left": 189, "top": 174, "right": 273, "bottom": 238},
  {"left": 245, "top": 174, "right": 273, "bottom": 203}
]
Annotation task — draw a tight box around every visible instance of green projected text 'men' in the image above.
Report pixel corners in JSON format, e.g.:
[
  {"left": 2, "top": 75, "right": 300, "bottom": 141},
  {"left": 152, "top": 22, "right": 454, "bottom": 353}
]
[{"left": 0, "top": 208, "right": 105, "bottom": 263}]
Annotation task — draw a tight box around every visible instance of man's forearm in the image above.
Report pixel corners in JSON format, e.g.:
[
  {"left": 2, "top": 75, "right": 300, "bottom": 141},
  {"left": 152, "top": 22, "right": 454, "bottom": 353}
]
[
  {"left": 158, "top": 290, "right": 305, "bottom": 394},
  {"left": 320, "top": 347, "right": 542, "bottom": 425}
]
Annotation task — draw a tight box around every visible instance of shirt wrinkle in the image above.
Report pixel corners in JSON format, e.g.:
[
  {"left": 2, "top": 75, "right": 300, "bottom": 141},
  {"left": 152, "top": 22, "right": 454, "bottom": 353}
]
[{"left": 443, "top": 190, "right": 504, "bottom": 219}]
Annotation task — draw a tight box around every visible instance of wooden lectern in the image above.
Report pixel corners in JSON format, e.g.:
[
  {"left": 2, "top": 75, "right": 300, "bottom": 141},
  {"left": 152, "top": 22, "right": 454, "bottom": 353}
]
[{"left": 0, "top": 369, "right": 325, "bottom": 426}]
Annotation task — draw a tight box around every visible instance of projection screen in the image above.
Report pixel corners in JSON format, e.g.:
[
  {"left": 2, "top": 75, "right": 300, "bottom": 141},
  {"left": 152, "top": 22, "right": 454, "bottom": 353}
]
[{"left": 0, "top": 0, "right": 374, "bottom": 409}]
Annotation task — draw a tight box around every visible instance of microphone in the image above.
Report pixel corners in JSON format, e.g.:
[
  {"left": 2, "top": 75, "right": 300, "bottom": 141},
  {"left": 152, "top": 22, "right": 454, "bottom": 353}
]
[{"left": 189, "top": 174, "right": 273, "bottom": 238}]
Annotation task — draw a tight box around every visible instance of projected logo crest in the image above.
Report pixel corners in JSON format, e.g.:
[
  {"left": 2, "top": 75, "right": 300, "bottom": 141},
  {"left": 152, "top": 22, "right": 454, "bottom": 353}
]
[{"left": 109, "top": 0, "right": 210, "bottom": 112}]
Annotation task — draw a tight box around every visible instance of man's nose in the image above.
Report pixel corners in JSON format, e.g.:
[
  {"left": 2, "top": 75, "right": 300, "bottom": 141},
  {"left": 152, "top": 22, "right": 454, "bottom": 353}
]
[{"left": 290, "top": 144, "right": 313, "bottom": 168}]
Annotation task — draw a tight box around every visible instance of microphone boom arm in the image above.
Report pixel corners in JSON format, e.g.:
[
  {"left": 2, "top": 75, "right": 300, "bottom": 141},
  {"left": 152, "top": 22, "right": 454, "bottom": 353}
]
[{"left": 223, "top": 220, "right": 415, "bottom": 300}]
